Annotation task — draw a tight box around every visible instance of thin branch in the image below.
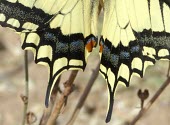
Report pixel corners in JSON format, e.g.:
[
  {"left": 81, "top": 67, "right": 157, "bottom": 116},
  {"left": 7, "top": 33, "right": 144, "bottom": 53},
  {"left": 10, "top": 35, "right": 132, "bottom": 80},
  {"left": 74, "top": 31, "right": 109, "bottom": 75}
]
[
  {"left": 46, "top": 70, "right": 78, "bottom": 125},
  {"left": 51, "top": 76, "right": 62, "bottom": 105},
  {"left": 66, "top": 61, "right": 100, "bottom": 125},
  {"left": 21, "top": 50, "right": 29, "bottom": 125},
  {"left": 129, "top": 76, "right": 170, "bottom": 125},
  {"left": 39, "top": 76, "right": 61, "bottom": 125}
]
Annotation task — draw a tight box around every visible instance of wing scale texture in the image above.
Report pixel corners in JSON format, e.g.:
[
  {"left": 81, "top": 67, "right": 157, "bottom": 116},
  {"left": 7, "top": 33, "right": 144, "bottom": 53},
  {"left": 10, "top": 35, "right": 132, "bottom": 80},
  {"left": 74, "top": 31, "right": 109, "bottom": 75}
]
[
  {"left": 100, "top": 0, "right": 170, "bottom": 122},
  {"left": 0, "top": 0, "right": 170, "bottom": 123}
]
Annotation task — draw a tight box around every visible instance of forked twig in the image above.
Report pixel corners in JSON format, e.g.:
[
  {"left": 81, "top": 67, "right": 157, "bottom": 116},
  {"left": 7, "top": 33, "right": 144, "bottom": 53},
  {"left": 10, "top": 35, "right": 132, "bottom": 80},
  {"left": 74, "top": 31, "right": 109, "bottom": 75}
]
[
  {"left": 66, "top": 61, "right": 100, "bottom": 125},
  {"left": 21, "top": 51, "right": 29, "bottom": 125},
  {"left": 46, "top": 70, "right": 78, "bottom": 125},
  {"left": 129, "top": 62, "right": 170, "bottom": 125}
]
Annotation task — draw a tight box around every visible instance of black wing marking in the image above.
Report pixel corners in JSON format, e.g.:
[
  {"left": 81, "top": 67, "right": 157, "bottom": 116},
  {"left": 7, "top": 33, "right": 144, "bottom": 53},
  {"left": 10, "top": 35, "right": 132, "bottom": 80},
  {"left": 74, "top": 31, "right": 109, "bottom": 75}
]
[
  {"left": 0, "top": 0, "right": 99, "bottom": 106},
  {"left": 100, "top": 0, "right": 170, "bottom": 122},
  {"left": 0, "top": 0, "right": 53, "bottom": 31}
]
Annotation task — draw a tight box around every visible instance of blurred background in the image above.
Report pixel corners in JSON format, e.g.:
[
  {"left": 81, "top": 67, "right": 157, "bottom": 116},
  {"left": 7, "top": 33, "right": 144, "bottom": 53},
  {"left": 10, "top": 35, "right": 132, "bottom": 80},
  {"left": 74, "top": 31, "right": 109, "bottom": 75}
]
[{"left": 0, "top": 12, "right": 170, "bottom": 125}]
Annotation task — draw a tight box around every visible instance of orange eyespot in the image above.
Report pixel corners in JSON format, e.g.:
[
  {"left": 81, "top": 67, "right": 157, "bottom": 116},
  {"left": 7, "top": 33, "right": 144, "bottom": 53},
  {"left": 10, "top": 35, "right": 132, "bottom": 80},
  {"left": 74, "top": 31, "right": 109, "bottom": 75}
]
[
  {"left": 86, "top": 41, "right": 93, "bottom": 52},
  {"left": 92, "top": 40, "right": 96, "bottom": 47},
  {"left": 86, "top": 40, "right": 96, "bottom": 52},
  {"left": 99, "top": 44, "right": 103, "bottom": 53}
]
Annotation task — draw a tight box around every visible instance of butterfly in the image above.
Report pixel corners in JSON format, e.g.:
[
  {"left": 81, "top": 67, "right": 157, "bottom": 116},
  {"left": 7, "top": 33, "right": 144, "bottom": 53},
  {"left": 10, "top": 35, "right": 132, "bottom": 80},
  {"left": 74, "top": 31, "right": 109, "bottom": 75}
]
[{"left": 0, "top": 0, "right": 170, "bottom": 122}]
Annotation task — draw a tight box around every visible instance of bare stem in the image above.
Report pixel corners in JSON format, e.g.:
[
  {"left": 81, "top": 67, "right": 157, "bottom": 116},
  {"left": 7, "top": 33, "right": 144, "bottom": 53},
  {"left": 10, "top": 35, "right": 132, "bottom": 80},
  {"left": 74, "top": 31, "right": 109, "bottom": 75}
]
[
  {"left": 129, "top": 76, "right": 170, "bottom": 125},
  {"left": 66, "top": 61, "right": 100, "bottom": 125},
  {"left": 22, "top": 51, "right": 29, "bottom": 125},
  {"left": 46, "top": 70, "right": 78, "bottom": 125},
  {"left": 39, "top": 76, "right": 61, "bottom": 125}
]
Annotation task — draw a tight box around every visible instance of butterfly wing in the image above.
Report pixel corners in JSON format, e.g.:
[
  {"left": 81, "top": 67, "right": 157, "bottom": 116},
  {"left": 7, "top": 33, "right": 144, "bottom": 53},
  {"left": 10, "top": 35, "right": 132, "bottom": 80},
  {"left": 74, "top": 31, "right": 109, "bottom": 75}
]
[
  {"left": 0, "top": 0, "right": 55, "bottom": 31},
  {"left": 100, "top": 0, "right": 170, "bottom": 122},
  {"left": 0, "top": 0, "right": 99, "bottom": 106}
]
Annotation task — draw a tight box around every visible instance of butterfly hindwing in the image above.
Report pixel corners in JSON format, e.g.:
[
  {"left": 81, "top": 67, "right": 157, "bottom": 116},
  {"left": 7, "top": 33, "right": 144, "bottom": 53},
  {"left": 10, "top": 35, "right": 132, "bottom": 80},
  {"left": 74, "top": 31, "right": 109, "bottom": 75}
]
[
  {"left": 0, "top": 0, "right": 99, "bottom": 106},
  {"left": 100, "top": 0, "right": 170, "bottom": 122}
]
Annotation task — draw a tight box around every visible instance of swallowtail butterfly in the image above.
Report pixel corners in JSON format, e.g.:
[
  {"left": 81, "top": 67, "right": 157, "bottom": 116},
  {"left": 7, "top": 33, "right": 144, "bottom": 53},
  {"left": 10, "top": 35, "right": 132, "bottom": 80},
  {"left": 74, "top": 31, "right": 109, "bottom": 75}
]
[{"left": 0, "top": 0, "right": 170, "bottom": 122}]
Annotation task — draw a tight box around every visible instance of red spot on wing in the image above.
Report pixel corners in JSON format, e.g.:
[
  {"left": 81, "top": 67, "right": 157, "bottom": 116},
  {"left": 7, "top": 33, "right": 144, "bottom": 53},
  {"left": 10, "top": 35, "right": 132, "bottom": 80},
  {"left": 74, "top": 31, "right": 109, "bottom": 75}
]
[
  {"left": 99, "top": 42, "right": 103, "bottom": 53},
  {"left": 86, "top": 40, "right": 96, "bottom": 52}
]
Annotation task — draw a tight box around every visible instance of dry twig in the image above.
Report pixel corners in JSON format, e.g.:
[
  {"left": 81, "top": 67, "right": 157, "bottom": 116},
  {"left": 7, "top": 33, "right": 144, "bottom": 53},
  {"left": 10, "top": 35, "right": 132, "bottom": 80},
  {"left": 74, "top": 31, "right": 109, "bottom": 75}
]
[
  {"left": 137, "top": 89, "right": 149, "bottom": 109},
  {"left": 39, "top": 76, "right": 61, "bottom": 125},
  {"left": 66, "top": 61, "right": 100, "bottom": 125},
  {"left": 21, "top": 51, "right": 29, "bottom": 125},
  {"left": 129, "top": 62, "right": 170, "bottom": 125},
  {"left": 46, "top": 70, "right": 78, "bottom": 125}
]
